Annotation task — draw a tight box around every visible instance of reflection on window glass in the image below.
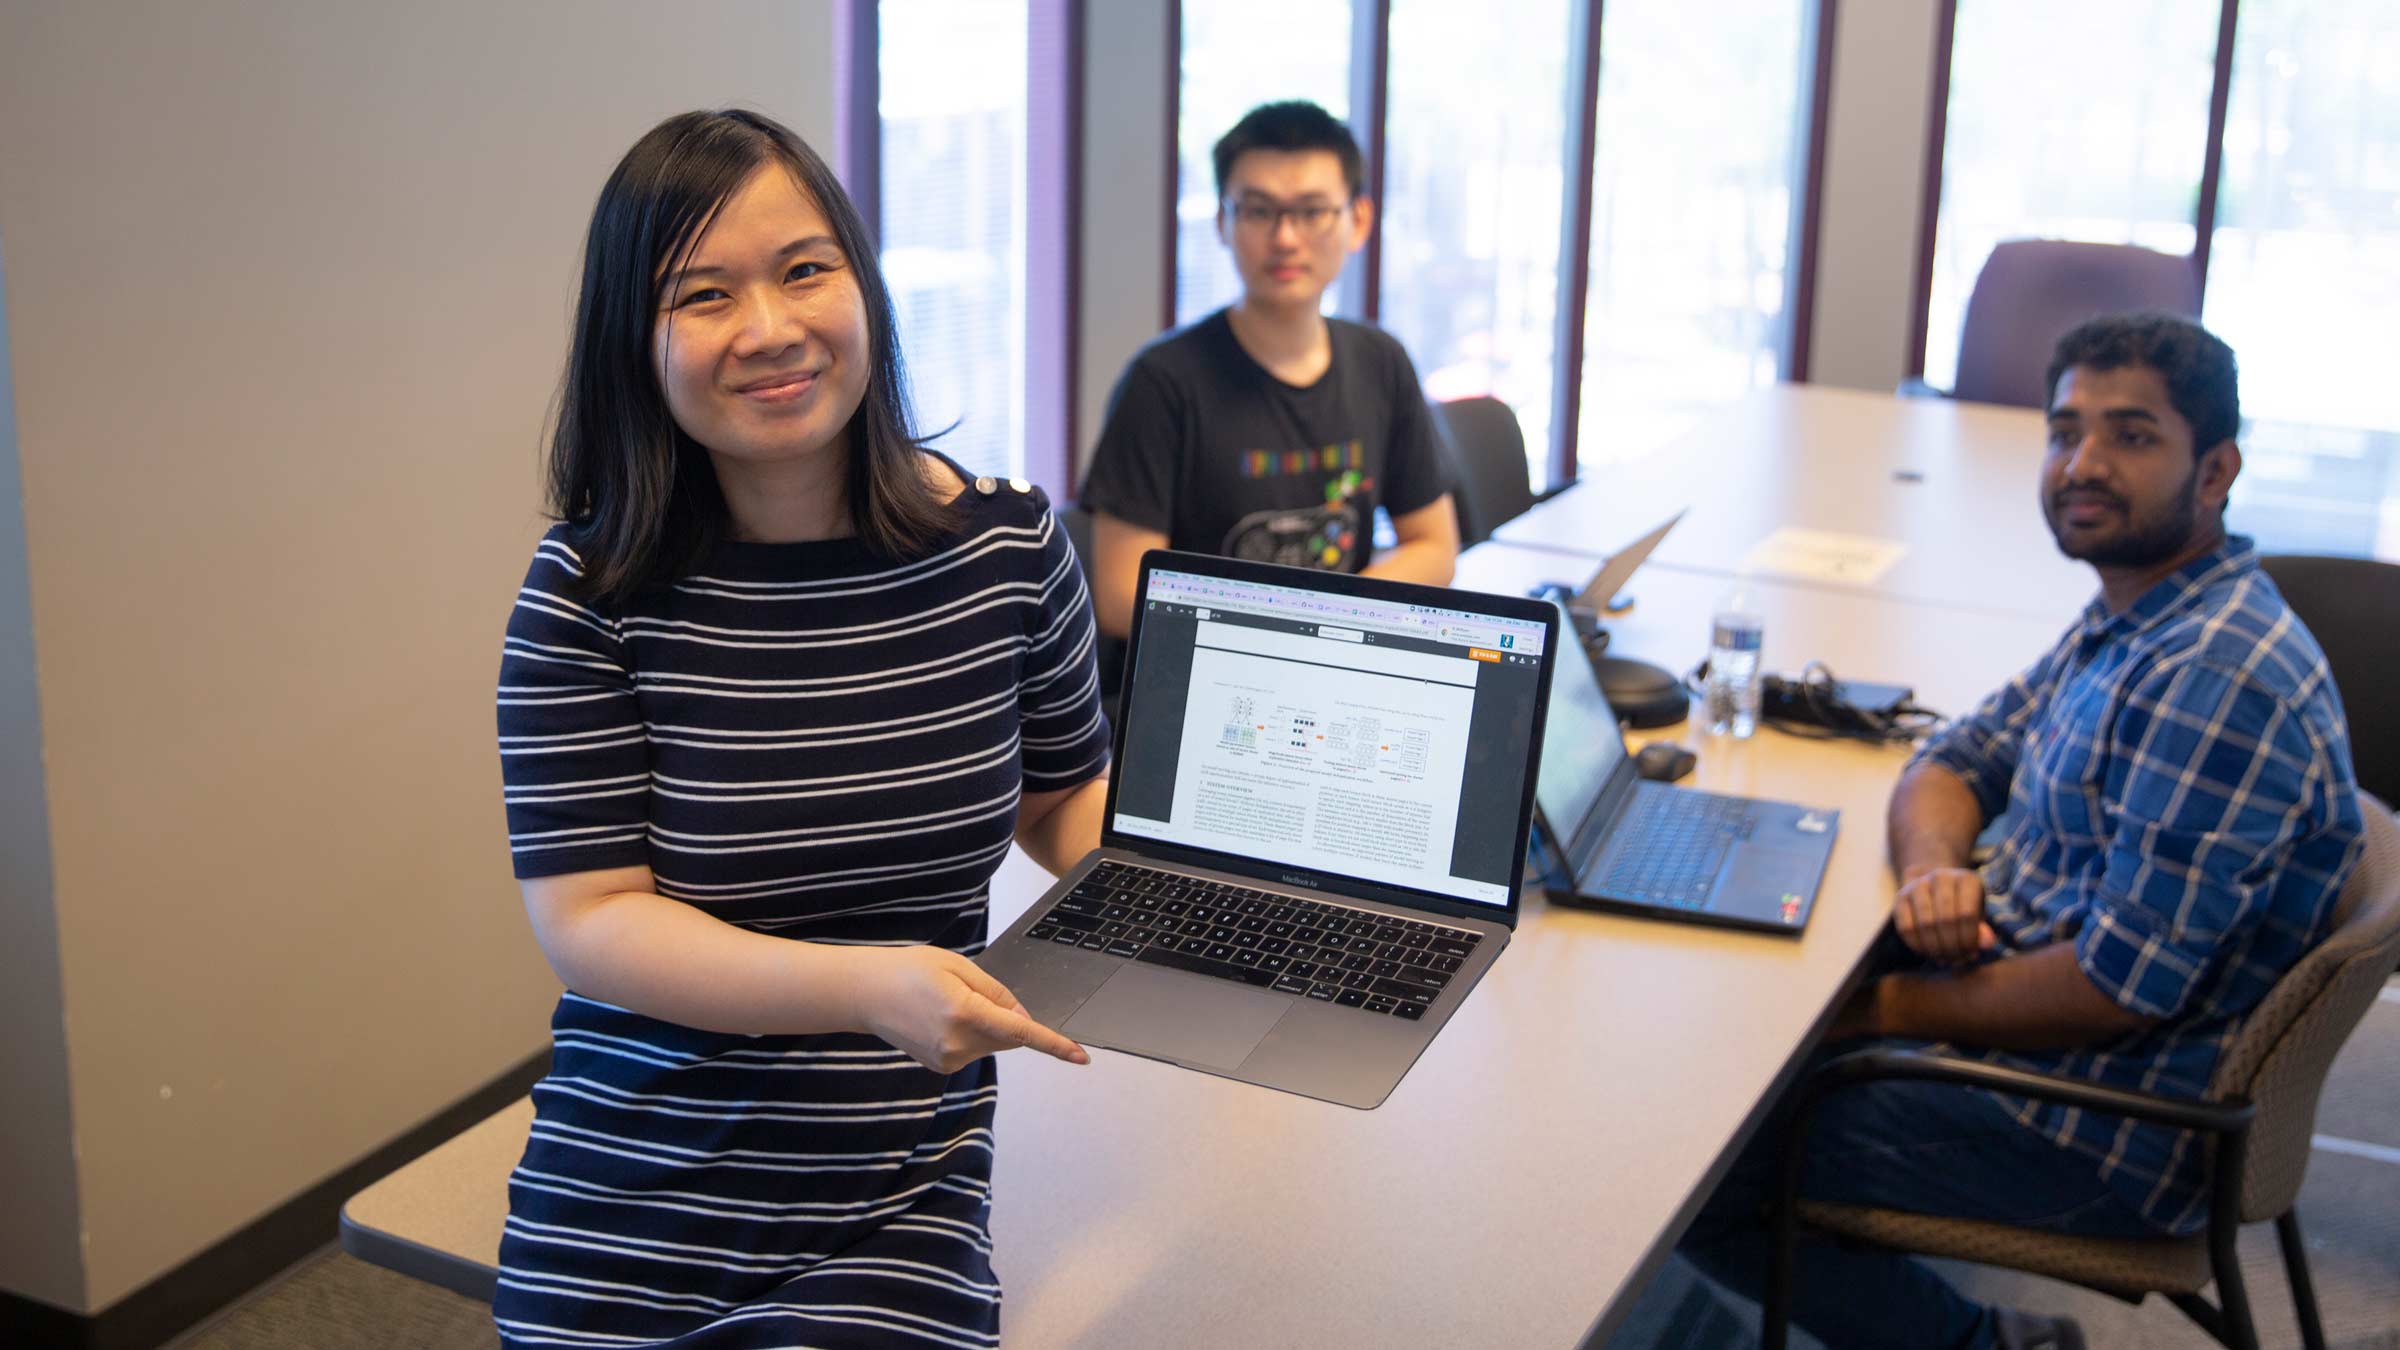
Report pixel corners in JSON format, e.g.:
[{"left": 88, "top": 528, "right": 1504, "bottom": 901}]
[
  {"left": 1380, "top": 0, "right": 1573, "bottom": 490},
  {"left": 1175, "top": 0, "right": 1352, "bottom": 327},
  {"left": 2207, "top": 0, "right": 2400, "bottom": 559},
  {"left": 1578, "top": 0, "right": 1807, "bottom": 472},
  {"left": 1924, "top": 0, "right": 2216, "bottom": 393},
  {"left": 881, "top": 0, "right": 1029, "bottom": 479}
]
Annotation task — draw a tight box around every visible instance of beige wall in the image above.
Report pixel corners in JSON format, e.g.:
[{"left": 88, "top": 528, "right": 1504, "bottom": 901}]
[
  {"left": 0, "top": 0, "right": 837, "bottom": 1313},
  {"left": 0, "top": 246, "right": 87, "bottom": 1312}
]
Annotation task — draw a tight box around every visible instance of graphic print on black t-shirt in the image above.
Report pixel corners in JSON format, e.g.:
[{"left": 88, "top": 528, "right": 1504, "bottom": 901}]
[{"left": 1222, "top": 446, "right": 1371, "bottom": 570}]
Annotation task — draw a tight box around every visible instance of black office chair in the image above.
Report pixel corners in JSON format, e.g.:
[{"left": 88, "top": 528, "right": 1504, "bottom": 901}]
[
  {"left": 2259, "top": 553, "right": 2400, "bottom": 806},
  {"left": 1431, "top": 395, "right": 1535, "bottom": 546},
  {"left": 1057, "top": 504, "right": 1126, "bottom": 706}
]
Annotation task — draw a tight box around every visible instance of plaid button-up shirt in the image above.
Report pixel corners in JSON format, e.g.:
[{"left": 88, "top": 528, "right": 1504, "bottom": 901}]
[{"left": 1912, "top": 534, "right": 2362, "bottom": 1233}]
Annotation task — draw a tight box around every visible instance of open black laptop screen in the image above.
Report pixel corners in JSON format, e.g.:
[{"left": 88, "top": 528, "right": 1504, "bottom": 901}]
[
  {"left": 1111, "top": 564, "right": 1547, "bottom": 910},
  {"left": 1534, "top": 602, "right": 1630, "bottom": 844}
]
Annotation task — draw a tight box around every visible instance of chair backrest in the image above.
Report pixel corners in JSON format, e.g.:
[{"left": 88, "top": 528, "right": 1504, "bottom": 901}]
[
  {"left": 1951, "top": 240, "right": 2201, "bottom": 409},
  {"left": 1431, "top": 396, "right": 1534, "bottom": 546},
  {"left": 2206, "top": 792, "right": 2400, "bottom": 1220},
  {"left": 2258, "top": 553, "right": 2400, "bottom": 807}
]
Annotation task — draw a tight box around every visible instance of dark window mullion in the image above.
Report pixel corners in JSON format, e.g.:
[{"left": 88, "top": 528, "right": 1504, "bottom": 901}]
[
  {"left": 1905, "top": 0, "right": 1960, "bottom": 381},
  {"left": 1349, "top": 0, "right": 1391, "bottom": 323},
  {"left": 1160, "top": 0, "right": 1183, "bottom": 331},
  {"left": 1548, "top": 0, "right": 1605, "bottom": 488},
  {"left": 1784, "top": 0, "right": 1840, "bottom": 384},
  {"left": 2191, "top": 0, "right": 2241, "bottom": 306},
  {"left": 837, "top": 0, "right": 882, "bottom": 245}
]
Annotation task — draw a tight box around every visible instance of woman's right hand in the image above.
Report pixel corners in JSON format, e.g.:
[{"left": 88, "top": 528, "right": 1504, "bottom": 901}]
[{"left": 852, "top": 945, "right": 1091, "bottom": 1074}]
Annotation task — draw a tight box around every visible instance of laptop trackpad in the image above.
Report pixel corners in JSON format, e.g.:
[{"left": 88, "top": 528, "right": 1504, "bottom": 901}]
[
  {"left": 1718, "top": 848, "right": 1819, "bottom": 916},
  {"left": 1063, "top": 966, "right": 1290, "bottom": 1069}
]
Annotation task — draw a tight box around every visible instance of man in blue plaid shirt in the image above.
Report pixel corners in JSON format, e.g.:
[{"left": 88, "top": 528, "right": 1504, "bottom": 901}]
[{"left": 1677, "top": 313, "right": 2364, "bottom": 1350}]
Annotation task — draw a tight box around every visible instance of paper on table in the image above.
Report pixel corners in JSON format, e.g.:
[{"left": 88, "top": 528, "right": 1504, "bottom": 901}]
[{"left": 1741, "top": 527, "right": 1907, "bottom": 585}]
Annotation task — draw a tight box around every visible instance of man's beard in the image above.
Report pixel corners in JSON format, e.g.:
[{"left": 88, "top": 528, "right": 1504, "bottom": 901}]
[{"left": 2044, "top": 468, "right": 2202, "bottom": 568}]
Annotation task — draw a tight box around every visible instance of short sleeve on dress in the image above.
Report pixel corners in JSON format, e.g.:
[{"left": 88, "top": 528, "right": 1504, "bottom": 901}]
[{"left": 496, "top": 529, "right": 653, "bottom": 879}]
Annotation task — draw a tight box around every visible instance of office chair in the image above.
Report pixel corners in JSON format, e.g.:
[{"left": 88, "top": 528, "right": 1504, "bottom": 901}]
[
  {"left": 1906, "top": 240, "right": 2202, "bottom": 409},
  {"left": 2260, "top": 553, "right": 2400, "bottom": 808},
  {"left": 1431, "top": 395, "right": 1536, "bottom": 546},
  {"left": 1763, "top": 792, "right": 2400, "bottom": 1350},
  {"left": 1057, "top": 503, "right": 1126, "bottom": 706}
]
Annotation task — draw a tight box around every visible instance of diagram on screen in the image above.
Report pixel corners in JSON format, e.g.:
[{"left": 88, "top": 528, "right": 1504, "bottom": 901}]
[
  {"left": 1220, "top": 694, "right": 1260, "bottom": 752},
  {"left": 1157, "top": 621, "right": 1481, "bottom": 900}
]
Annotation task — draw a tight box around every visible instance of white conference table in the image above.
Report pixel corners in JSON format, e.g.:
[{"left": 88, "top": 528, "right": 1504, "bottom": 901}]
[
  {"left": 343, "top": 532, "right": 2079, "bottom": 1346},
  {"left": 1500, "top": 384, "right": 2096, "bottom": 623}
]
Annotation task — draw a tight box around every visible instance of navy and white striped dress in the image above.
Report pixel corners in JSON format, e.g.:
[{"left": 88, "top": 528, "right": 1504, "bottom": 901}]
[{"left": 491, "top": 471, "right": 1109, "bottom": 1348}]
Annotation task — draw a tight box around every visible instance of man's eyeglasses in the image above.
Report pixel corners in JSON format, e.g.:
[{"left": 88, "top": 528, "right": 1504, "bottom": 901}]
[{"left": 1224, "top": 198, "right": 1348, "bottom": 236}]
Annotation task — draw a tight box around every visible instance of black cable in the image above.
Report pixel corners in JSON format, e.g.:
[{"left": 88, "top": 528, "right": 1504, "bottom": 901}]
[{"left": 1684, "top": 659, "right": 1946, "bottom": 747}]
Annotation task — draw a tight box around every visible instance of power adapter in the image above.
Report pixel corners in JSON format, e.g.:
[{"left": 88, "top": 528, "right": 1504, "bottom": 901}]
[{"left": 1759, "top": 673, "right": 1917, "bottom": 730}]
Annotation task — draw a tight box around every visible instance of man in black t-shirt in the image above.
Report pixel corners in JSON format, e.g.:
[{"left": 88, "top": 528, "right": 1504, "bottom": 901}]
[{"left": 1080, "top": 100, "right": 1458, "bottom": 640}]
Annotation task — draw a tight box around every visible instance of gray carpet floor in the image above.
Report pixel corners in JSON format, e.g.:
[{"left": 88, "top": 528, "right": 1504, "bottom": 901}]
[{"left": 169, "top": 988, "right": 2400, "bottom": 1350}]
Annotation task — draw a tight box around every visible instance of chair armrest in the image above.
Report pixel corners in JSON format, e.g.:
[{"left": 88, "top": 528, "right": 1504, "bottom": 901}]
[
  {"left": 1795, "top": 1047, "right": 2255, "bottom": 1137},
  {"left": 1759, "top": 1047, "right": 2254, "bottom": 1350},
  {"left": 1895, "top": 377, "right": 1949, "bottom": 400}
]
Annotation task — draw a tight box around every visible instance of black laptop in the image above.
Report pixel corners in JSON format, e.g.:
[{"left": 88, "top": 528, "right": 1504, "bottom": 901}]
[
  {"left": 1531, "top": 602, "right": 1837, "bottom": 934},
  {"left": 978, "top": 550, "right": 1558, "bottom": 1108}
]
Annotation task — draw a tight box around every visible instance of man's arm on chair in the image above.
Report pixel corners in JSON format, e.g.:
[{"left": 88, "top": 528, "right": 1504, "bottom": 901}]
[
  {"left": 1840, "top": 944, "right": 2156, "bottom": 1050},
  {"left": 1089, "top": 511, "right": 1168, "bottom": 641}
]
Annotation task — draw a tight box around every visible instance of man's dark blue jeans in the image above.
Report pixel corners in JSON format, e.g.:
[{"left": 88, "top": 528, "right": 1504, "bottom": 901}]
[{"left": 1676, "top": 942, "right": 2171, "bottom": 1348}]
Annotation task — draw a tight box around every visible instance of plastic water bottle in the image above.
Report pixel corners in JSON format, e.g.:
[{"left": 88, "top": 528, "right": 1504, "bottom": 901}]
[{"left": 1704, "top": 587, "right": 1763, "bottom": 739}]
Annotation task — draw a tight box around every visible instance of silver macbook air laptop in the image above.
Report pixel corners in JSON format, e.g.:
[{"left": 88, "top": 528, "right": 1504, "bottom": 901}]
[
  {"left": 979, "top": 550, "right": 1558, "bottom": 1109},
  {"left": 1531, "top": 601, "right": 1839, "bottom": 934}
]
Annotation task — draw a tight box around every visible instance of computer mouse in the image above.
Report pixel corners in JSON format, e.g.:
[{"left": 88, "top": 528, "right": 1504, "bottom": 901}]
[{"left": 1632, "top": 741, "right": 1697, "bottom": 783}]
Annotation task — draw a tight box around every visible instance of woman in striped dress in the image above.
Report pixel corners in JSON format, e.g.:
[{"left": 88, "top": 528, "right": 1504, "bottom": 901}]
[{"left": 492, "top": 109, "right": 1111, "bottom": 1348}]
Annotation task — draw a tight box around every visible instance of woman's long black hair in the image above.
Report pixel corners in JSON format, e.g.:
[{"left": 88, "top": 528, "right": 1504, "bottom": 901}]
[{"left": 546, "top": 109, "right": 953, "bottom": 604}]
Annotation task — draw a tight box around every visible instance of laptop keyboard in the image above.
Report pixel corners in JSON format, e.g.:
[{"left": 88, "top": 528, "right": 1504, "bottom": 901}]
[
  {"left": 1594, "top": 791, "right": 1757, "bottom": 909},
  {"left": 1024, "top": 860, "right": 1482, "bottom": 1020}
]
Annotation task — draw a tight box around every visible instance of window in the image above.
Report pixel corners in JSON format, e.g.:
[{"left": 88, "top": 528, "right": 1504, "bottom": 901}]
[
  {"left": 2204, "top": 0, "right": 2400, "bottom": 435},
  {"left": 1576, "top": 0, "right": 1813, "bottom": 472},
  {"left": 1378, "top": 0, "right": 1574, "bottom": 490},
  {"left": 879, "top": 0, "right": 1032, "bottom": 481},
  {"left": 1173, "top": 0, "right": 1354, "bottom": 327},
  {"left": 1920, "top": 0, "right": 2221, "bottom": 393},
  {"left": 2205, "top": 0, "right": 2400, "bottom": 556}
]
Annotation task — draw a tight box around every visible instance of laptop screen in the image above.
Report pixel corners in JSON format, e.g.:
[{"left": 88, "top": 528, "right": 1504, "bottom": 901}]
[
  {"left": 1110, "top": 563, "right": 1549, "bottom": 909},
  {"left": 1534, "top": 603, "right": 1630, "bottom": 842}
]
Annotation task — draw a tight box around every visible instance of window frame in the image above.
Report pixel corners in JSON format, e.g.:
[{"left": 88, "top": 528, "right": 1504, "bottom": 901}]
[
  {"left": 1160, "top": 0, "right": 1837, "bottom": 489},
  {"left": 841, "top": 0, "right": 1085, "bottom": 499}
]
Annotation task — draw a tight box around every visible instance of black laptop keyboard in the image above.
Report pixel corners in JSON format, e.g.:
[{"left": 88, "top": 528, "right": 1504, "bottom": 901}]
[
  {"left": 1595, "top": 791, "right": 1758, "bottom": 910},
  {"left": 1024, "top": 860, "right": 1482, "bottom": 1020}
]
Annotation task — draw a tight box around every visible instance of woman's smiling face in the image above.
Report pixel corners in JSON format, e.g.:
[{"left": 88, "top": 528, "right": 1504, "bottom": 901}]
[{"left": 652, "top": 164, "right": 872, "bottom": 471}]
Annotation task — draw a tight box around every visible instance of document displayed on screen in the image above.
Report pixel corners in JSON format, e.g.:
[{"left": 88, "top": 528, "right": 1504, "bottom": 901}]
[{"left": 1115, "top": 620, "right": 1502, "bottom": 904}]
